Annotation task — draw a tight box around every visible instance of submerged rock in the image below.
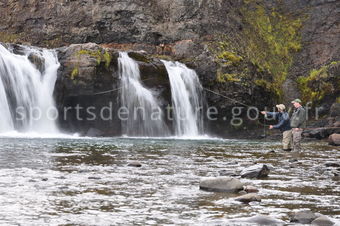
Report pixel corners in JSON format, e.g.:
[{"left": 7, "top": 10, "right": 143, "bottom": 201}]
[
  {"left": 312, "top": 215, "right": 335, "bottom": 226},
  {"left": 241, "top": 164, "right": 270, "bottom": 179},
  {"left": 325, "top": 162, "right": 340, "bottom": 167},
  {"left": 199, "top": 177, "right": 244, "bottom": 192},
  {"left": 218, "top": 169, "right": 239, "bottom": 177},
  {"left": 244, "top": 185, "right": 259, "bottom": 193},
  {"left": 128, "top": 161, "right": 142, "bottom": 167},
  {"left": 290, "top": 210, "right": 317, "bottom": 224},
  {"left": 88, "top": 176, "right": 101, "bottom": 180},
  {"left": 245, "top": 215, "right": 285, "bottom": 225},
  {"left": 235, "top": 193, "right": 261, "bottom": 203}
]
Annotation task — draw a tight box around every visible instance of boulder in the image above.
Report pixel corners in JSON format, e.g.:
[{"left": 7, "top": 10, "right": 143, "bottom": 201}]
[
  {"left": 290, "top": 210, "right": 317, "bottom": 224},
  {"left": 241, "top": 164, "right": 270, "bottom": 179},
  {"left": 328, "top": 134, "right": 340, "bottom": 146},
  {"left": 312, "top": 215, "right": 335, "bottom": 226},
  {"left": 199, "top": 177, "right": 244, "bottom": 192},
  {"left": 235, "top": 193, "right": 261, "bottom": 203}
]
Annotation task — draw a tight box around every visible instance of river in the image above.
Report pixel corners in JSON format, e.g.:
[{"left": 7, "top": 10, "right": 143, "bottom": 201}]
[{"left": 0, "top": 137, "right": 339, "bottom": 225}]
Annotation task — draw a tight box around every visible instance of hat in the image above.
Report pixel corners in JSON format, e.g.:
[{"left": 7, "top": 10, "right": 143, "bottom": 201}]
[
  {"left": 291, "top": 98, "right": 302, "bottom": 103},
  {"left": 276, "top": 104, "right": 286, "bottom": 111}
]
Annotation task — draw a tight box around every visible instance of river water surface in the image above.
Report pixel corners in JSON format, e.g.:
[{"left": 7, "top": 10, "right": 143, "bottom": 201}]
[{"left": 0, "top": 137, "right": 339, "bottom": 225}]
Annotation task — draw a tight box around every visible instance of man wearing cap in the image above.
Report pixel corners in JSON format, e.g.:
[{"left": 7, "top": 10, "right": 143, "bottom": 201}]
[
  {"left": 261, "top": 104, "right": 292, "bottom": 151},
  {"left": 290, "top": 99, "right": 307, "bottom": 151}
]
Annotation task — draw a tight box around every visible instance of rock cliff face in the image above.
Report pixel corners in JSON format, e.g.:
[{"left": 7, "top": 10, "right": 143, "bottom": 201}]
[
  {"left": 0, "top": 0, "right": 339, "bottom": 137},
  {"left": 0, "top": 0, "right": 238, "bottom": 46}
]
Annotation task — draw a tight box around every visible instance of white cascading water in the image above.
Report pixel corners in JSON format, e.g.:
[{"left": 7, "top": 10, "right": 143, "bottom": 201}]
[
  {"left": 162, "top": 60, "right": 204, "bottom": 137},
  {"left": 118, "top": 52, "right": 169, "bottom": 136},
  {"left": 0, "top": 44, "right": 60, "bottom": 134}
]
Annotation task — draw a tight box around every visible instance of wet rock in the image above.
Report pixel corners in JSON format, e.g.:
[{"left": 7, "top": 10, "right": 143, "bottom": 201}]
[
  {"left": 325, "top": 162, "right": 340, "bottom": 167},
  {"left": 235, "top": 193, "right": 261, "bottom": 203},
  {"left": 28, "top": 52, "right": 45, "bottom": 73},
  {"left": 312, "top": 215, "right": 335, "bottom": 226},
  {"left": 289, "top": 159, "right": 298, "bottom": 163},
  {"left": 218, "top": 169, "right": 239, "bottom": 177},
  {"left": 41, "top": 178, "right": 48, "bottom": 181},
  {"left": 330, "top": 103, "right": 340, "bottom": 117},
  {"left": 328, "top": 134, "right": 340, "bottom": 146},
  {"left": 244, "top": 185, "right": 259, "bottom": 193},
  {"left": 128, "top": 161, "right": 142, "bottom": 167},
  {"left": 290, "top": 210, "right": 317, "bottom": 224},
  {"left": 199, "top": 177, "right": 244, "bottom": 192},
  {"left": 306, "top": 128, "right": 340, "bottom": 140},
  {"left": 238, "top": 190, "right": 247, "bottom": 195},
  {"left": 240, "top": 164, "right": 270, "bottom": 179},
  {"left": 245, "top": 215, "right": 284, "bottom": 225},
  {"left": 266, "top": 150, "right": 275, "bottom": 154},
  {"left": 88, "top": 176, "right": 101, "bottom": 180}
]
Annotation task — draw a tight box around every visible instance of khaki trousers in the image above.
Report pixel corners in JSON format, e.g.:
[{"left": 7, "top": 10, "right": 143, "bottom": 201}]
[
  {"left": 282, "top": 130, "right": 292, "bottom": 150},
  {"left": 292, "top": 128, "right": 303, "bottom": 151}
]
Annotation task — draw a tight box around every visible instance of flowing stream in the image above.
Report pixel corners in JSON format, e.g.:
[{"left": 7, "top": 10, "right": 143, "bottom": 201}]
[
  {"left": 0, "top": 44, "right": 60, "bottom": 134},
  {"left": 0, "top": 137, "right": 338, "bottom": 225}
]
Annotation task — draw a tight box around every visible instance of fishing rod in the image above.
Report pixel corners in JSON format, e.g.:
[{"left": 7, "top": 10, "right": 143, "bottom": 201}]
[{"left": 92, "top": 77, "right": 156, "bottom": 95}]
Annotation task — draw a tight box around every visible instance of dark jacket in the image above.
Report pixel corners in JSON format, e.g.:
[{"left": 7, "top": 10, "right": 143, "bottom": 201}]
[
  {"left": 290, "top": 106, "right": 306, "bottom": 128},
  {"left": 266, "top": 111, "right": 291, "bottom": 132}
]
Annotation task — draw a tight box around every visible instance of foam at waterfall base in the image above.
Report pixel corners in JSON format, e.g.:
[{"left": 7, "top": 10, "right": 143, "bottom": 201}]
[{"left": 0, "top": 131, "right": 82, "bottom": 139}]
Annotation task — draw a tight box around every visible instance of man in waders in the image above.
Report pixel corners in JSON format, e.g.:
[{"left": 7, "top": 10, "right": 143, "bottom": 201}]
[
  {"left": 261, "top": 104, "right": 292, "bottom": 151},
  {"left": 290, "top": 99, "right": 307, "bottom": 152}
]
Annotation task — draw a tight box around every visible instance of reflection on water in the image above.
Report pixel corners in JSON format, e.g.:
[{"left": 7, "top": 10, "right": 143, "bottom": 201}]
[{"left": 0, "top": 137, "right": 339, "bottom": 225}]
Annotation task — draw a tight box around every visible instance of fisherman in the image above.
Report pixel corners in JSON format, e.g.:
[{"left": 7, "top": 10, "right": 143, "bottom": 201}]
[
  {"left": 290, "top": 99, "right": 307, "bottom": 152},
  {"left": 261, "top": 104, "right": 292, "bottom": 151}
]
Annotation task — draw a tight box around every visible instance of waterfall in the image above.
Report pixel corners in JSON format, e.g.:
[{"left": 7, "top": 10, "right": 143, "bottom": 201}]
[
  {"left": 118, "top": 52, "right": 169, "bottom": 137},
  {"left": 0, "top": 44, "right": 60, "bottom": 134},
  {"left": 162, "top": 60, "right": 204, "bottom": 137}
]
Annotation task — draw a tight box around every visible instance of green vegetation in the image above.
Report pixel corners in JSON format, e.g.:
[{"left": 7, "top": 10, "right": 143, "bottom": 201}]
[
  {"left": 151, "top": 54, "right": 172, "bottom": 61},
  {"left": 77, "top": 49, "right": 112, "bottom": 69},
  {"left": 42, "top": 37, "right": 63, "bottom": 48},
  {"left": 217, "top": 50, "right": 243, "bottom": 66},
  {"left": 211, "top": 0, "right": 303, "bottom": 100},
  {"left": 297, "top": 61, "right": 340, "bottom": 104},
  {"left": 70, "top": 67, "right": 79, "bottom": 80},
  {"left": 242, "top": 6, "right": 302, "bottom": 99},
  {"left": 217, "top": 71, "right": 241, "bottom": 82},
  {"left": 0, "top": 32, "right": 22, "bottom": 43}
]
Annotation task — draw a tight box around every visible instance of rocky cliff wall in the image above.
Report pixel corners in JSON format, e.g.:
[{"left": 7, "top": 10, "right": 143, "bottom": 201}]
[{"left": 0, "top": 0, "right": 339, "bottom": 137}]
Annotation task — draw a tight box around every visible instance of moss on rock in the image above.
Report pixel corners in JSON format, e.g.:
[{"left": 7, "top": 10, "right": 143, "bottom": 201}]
[
  {"left": 77, "top": 49, "right": 112, "bottom": 69},
  {"left": 297, "top": 61, "right": 340, "bottom": 104},
  {"left": 210, "top": 0, "right": 303, "bottom": 101},
  {"left": 70, "top": 67, "right": 79, "bottom": 80}
]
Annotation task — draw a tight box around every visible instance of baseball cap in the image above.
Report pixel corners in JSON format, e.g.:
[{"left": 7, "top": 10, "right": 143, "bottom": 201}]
[
  {"left": 276, "top": 104, "right": 286, "bottom": 111},
  {"left": 291, "top": 98, "right": 302, "bottom": 103}
]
